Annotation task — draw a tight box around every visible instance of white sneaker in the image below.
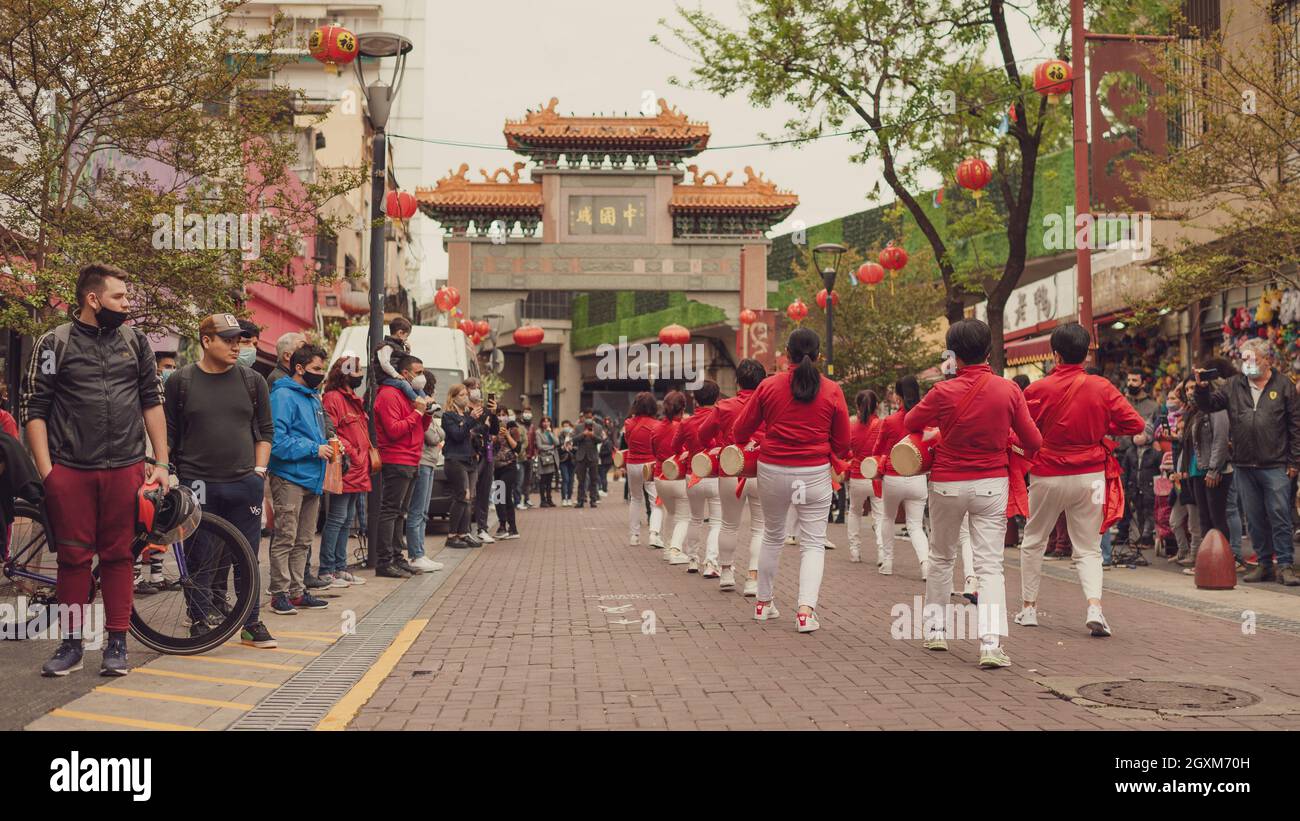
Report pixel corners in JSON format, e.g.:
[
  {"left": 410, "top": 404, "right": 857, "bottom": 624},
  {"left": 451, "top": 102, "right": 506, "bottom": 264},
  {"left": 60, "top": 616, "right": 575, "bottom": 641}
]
[
  {"left": 879, "top": 559, "right": 893, "bottom": 576},
  {"left": 687, "top": 556, "right": 699, "bottom": 573},
  {"left": 1014, "top": 606, "right": 1038, "bottom": 627},
  {"left": 667, "top": 548, "right": 690, "bottom": 565},
  {"left": 648, "top": 532, "right": 665, "bottom": 549},
  {"left": 477, "top": 530, "right": 496, "bottom": 544},
  {"left": 336, "top": 571, "right": 366, "bottom": 586},
  {"left": 410, "top": 556, "right": 444, "bottom": 572},
  {"left": 742, "top": 578, "right": 758, "bottom": 597},
  {"left": 849, "top": 547, "right": 861, "bottom": 563},
  {"left": 795, "top": 610, "right": 820, "bottom": 633},
  {"left": 920, "top": 559, "right": 928, "bottom": 581},
  {"left": 719, "top": 567, "right": 736, "bottom": 591},
  {"left": 630, "top": 533, "right": 640, "bottom": 546},
  {"left": 753, "top": 601, "right": 780, "bottom": 621},
  {"left": 500, "top": 531, "right": 520, "bottom": 540},
  {"left": 328, "top": 575, "right": 351, "bottom": 588},
  {"left": 979, "top": 645, "right": 1012, "bottom": 669},
  {"left": 1086, "top": 605, "right": 1111, "bottom": 637},
  {"left": 702, "top": 562, "right": 720, "bottom": 579},
  {"left": 598, "top": 490, "right": 608, "bottom": 498},
  {"left": 784, "top": 534, "right": 797, "bottom": 546},
  {"left": 823, "top": 539, "right": 836, "bottom": 550}
]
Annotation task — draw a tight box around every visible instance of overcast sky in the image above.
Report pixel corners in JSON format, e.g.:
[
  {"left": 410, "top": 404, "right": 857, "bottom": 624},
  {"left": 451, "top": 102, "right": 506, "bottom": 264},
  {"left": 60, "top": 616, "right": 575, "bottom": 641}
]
[{"left": 403, "top": 1, "right": 1052, "bottom": 299}]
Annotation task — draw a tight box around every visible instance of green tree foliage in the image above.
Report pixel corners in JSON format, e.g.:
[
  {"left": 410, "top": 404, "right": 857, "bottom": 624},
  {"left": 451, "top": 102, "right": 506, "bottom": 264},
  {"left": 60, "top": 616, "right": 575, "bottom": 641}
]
[{"left": 0, "top": 0, "right": 366, "bottom": 336}]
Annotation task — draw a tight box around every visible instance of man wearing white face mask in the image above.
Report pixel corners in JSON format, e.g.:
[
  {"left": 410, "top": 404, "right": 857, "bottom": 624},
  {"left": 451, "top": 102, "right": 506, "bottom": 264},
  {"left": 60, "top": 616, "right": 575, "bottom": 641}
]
[{"left": 1195, "top": 338, "right": 1300, "bottom": 585}]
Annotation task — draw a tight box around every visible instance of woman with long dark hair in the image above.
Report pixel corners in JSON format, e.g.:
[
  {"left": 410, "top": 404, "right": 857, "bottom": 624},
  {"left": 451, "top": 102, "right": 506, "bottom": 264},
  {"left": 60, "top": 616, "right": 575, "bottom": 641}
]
[
  {"left": 733, "top": 329, "right": 851, "bottom": 633},
  {"left": 623, "top": 392, "right": 662, "bottom": 547},
  {"left": 440, "top": 384, "right": 482, "bottom": 549},
  {"left": 873, "top": 375, "right": 927, "bottom": 576},
  {"left": 847, "top": 389, "right": 884, "bottom": 564},
  {"left": 654, "top": 391, "right": 692, "bottom": 565}
]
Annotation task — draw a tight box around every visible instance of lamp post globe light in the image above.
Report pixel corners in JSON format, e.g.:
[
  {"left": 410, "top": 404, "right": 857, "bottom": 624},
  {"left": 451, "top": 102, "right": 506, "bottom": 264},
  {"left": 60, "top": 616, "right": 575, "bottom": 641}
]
[
  {"left": 812, "top": 242, "right": 847, "bottom": 377},
  {"left": 356, "top": 31, "right": 413, "bottom": 568}
]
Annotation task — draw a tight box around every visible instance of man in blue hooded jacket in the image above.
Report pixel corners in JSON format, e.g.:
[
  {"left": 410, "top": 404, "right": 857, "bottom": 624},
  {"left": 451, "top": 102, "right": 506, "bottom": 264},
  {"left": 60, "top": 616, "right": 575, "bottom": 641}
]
[{"left": 267, "top": 344, "right": 334, "bottom": 615}]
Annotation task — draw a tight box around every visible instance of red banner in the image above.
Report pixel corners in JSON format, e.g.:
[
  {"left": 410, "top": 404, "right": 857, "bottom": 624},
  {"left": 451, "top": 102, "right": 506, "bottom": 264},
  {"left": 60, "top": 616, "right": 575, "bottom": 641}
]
[
  {"left": 1088, "top": 39, "right": 1167, "bottom": 213},
  {"left": 737, "top": 309, "right": 778, "bottom": 373}
]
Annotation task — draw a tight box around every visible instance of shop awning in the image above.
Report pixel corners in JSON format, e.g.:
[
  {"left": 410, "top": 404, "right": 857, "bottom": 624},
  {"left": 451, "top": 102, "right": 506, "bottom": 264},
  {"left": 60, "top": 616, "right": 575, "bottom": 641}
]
[{"left": 1004, "top": 334, "right": 1053, "bottom": 366}]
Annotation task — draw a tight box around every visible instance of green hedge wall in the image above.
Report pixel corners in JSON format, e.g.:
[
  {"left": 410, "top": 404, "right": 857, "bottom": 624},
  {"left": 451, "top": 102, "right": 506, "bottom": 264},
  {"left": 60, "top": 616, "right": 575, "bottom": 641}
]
[{"left": 570, "top": 290, "right": 729, "bottom": 352}]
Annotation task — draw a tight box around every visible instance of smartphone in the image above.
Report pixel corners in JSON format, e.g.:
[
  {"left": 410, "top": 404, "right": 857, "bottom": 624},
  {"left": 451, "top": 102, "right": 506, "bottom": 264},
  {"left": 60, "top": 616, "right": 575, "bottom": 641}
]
[
  {"left": 1195, "top": 367, "right": 1220, "bottom": 380},
  {"left": 487, "top": 392, "right": 496, "bottom": 402}
]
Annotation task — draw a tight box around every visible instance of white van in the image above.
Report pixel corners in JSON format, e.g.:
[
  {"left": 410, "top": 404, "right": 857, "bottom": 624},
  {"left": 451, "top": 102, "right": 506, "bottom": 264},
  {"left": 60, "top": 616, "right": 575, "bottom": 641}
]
[{"left": 329, "top": 323, "right": 480, "bottom": 521}]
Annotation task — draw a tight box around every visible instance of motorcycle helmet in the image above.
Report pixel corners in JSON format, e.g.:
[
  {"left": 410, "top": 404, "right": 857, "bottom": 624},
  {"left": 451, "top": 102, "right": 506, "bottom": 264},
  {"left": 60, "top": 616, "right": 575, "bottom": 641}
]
[{"left": 137, "top": 481, "right": 201, "bottom": 545}]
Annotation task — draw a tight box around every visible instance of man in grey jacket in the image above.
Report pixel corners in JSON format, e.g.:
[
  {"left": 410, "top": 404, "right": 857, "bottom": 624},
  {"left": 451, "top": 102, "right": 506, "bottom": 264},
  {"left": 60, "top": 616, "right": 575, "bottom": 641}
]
[{"left": 1195, "top": 338, "right": 1300, "bottom": 585}]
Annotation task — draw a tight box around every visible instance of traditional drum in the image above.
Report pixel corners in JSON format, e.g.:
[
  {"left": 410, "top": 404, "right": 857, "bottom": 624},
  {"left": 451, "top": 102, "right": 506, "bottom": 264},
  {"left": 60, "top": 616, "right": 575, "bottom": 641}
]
[
  {"left": 719, "top": 444, "right": 758, "bottom": 478},
  {"left": 691, "top": 447, "right": 723, "bottom": 478},
  {"left": 889, "top": 428, "right": 941, "bottom": 477},
  {"left": 612, "top": 448, "right": 626, "bottom": 468},
  {"left": 642, "top": 463, "right": 653, "bottom": 482},
  {"left": 661, "top": 451, "right": 689, "bottom": 480},
  {"left": 860, "top": 456, "right": 880, "bottom": 479}
]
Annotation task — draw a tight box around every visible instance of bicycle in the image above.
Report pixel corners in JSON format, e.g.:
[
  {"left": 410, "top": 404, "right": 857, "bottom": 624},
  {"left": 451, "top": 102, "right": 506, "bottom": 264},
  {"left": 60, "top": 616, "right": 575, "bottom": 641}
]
[{"left": 1, "top": 497, "right": 258, "bottom": 655}]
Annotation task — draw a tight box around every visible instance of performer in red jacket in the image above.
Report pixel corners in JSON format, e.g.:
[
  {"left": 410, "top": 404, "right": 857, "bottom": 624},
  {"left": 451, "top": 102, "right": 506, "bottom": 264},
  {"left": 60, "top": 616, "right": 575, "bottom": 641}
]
[
  {"left": 699, "top": 358, "right": 767, "bottom": 596},
  {"left": 847, "top": 389, "right": 884, "bottom": 565},
  {"left": 672, "top": 380, "right": 723, "bottom": 577},
  {"left": 1016, "top": 323, "right": 1146, "bottom": 638},
  {"left": 653, "top": 391, "right": 691, "bottom": 565},
  {"left": 622, "top": 392, "right": 662, "bottom": 548},
  {"left": 904, "top": 319, "right": 1041, "bottom": 668},
  {"left": 734, "top": 329, "right": 851, "bottom": 633}
]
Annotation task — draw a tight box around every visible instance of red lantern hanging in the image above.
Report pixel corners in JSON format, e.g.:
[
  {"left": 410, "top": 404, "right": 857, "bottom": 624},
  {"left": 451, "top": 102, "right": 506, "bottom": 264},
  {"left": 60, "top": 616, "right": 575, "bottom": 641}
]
[
  {"left": 385, "top": 191, "right": 418, "bottom": 220},
  {"left": 308, "top": 25, "right": 358, "bottom": 70},
  {"left": 434, "top": 287, "right": 455, "bottom": 313},
  {"left": 815, "top": 289, "right": 840, "bottom": 310},
  {"left": 955, "top": 157, "right": 992, "bottom": 200},
  {"left": 658, "top": 324, "right": 691, "bottom": 346},
  {"left": 879, "top": 243, "right": 909, "bottom": 295},
  {"left": 785, "top": 299, "right": 808, "bottom": 322},
  {"left": 457, "top": 319, "right": 475, "bottom": 337},
  {"left": 1008, "top": 103, "right": 1018, "bottom": 124},
  {"left": 513, "top": 325, "right": 544, "bottom": 347},
  {"left": 474, "top": 320, "right": 490, "bottom": 338},
  {"left": 1033, "top": 59, "right": 1073, "bottom": 103},
  {"left": 739, "top": 308, "right": 757, "bottom": 325},
  {"left": 855, "top": 262, "right": 886, "bottom": 308},
  {"left": 444, "top": 286, "right": 461, "bottom": 308}
]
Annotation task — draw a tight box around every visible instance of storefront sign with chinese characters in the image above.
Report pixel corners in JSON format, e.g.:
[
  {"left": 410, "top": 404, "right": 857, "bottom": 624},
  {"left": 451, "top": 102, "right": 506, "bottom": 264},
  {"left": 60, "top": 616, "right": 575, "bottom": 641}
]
[{"left": 567, "top": 195, "right": 647, "bottom": 236}]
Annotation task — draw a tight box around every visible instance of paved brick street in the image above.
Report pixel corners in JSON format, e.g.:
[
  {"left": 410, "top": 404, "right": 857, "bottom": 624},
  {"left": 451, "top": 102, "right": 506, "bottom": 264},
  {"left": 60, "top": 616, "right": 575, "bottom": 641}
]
[{"left": 347, "top": 480, "right": 1300, "bottom": 730}]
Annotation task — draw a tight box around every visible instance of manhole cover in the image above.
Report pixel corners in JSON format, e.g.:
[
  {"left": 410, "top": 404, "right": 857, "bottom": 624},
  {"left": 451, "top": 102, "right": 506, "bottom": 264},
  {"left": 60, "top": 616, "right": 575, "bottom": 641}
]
[{"left": 1076, "top": 680, "right": 1261, "bottom": 712}]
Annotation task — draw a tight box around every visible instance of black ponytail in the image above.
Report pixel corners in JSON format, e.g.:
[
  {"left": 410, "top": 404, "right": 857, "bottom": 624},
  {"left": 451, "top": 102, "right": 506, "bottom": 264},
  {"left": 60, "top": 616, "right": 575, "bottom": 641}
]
[
  {"left": 787, "top": 328, "right": 821, "bottom": 402},
  {"left": 895, "top": 375, "right": 921, "bottom": 411},
  {"left": 855, "top": 389, "right": 878, "bottom": 420}
]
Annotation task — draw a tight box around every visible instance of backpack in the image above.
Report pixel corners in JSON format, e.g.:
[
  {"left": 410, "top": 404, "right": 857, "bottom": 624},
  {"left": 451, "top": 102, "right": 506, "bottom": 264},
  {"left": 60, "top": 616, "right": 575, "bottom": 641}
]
[{"left": 172, "top": 363, "right": 262, "bottom": 456}]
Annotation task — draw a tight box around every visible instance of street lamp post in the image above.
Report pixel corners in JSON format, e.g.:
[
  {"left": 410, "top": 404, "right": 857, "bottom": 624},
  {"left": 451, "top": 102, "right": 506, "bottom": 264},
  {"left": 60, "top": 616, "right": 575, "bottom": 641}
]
[
  {"left": 355, "top": 31, "right": 413, "bottom": 568},
  {"left": 813, "top": 243, "right": 847, "bottom": 379}
]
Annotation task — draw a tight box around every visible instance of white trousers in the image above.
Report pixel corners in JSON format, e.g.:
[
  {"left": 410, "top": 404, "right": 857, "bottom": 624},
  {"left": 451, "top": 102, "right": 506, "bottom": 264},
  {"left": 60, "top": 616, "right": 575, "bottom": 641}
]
[
  {"left": 926, "top": 477, "right": 1009, "bottom": 641},
  {"left": 687, "top": 477, "right": 722, "bottom": 564},
  {"left": 881, "top": 474, "right": 929, "bottom": 566},
  {"left": 657, "top": 479, "right": 690, "bottom": 551},
  {"left": 626, "top": 462, "right": 663, "bottom": 540},
  {"left": 847, "top": 478, "right": 884, "bottom": 557},
  {"left": 718, "top": 476, "right": 763, "bottom": 571},
  {"left": 1019, "top": 471, "right": 1106, "bottom": 604},
  {"left": 758, "top": 463, "right": 832, "bottom": 609}
]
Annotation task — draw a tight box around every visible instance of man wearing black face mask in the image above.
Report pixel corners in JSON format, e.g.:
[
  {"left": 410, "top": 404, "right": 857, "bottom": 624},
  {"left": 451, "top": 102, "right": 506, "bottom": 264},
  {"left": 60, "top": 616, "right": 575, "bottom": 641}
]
[
  {"left": 22, "top": 263, "right": 171, "bottom": 677},
  {"left": 1115, "top": 371, "right": 1157, "bottom": 547}
]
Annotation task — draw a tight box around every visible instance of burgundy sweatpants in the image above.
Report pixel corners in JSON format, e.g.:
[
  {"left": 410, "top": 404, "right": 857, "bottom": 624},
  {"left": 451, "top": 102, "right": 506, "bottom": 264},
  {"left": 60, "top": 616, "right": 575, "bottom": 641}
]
[{"left": 43, "top": 461, "right": 146, "bottom": 634}]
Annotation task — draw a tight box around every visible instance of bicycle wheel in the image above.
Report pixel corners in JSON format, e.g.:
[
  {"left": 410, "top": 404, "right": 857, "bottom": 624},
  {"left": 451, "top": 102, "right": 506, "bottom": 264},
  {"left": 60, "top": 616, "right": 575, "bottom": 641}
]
[
  {"left": 0, "top": 500, "right": 60, "bottom": 641},
  {"left": 129, "top": 511, "right": 258, "bottom": 655}
]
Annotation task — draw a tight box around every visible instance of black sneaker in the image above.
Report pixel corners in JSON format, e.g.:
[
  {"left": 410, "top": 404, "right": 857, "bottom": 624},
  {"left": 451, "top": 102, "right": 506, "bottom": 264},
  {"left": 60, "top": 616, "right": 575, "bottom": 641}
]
[
  {"left": 100, "top": 635, "right": 129, "bottom": 677},
  {"left": 133, "top": 575, "right": 157, "bottom": 595},
  {"left": 463, "top": 533, "right": 483, "bottom": 547},
  {"left": 304, "top": 574, "right": 330, "bottom": 590},
  {"left": 240, "top": 622, "right": 278, "bottom": 648},
  {"left": 189, "top": 620, "right": 213, "bottom": 638},
  {"left": 376, "top": 564, "right": 410, "bottom": 578},
  {"left": 393, "top": 558, "right": 421, "bottom": 575},
  {"left": 41, "top": 640, "right": 84, "bottom": 677},
  {"left": 445, "top": 537, "right": 470, "bottom": 549},
  {"left": 291, "top": 592, "right": 329, "bottom": 610},
  {"left": 270, "top": 593, "right": 298, "bottom": 615}
]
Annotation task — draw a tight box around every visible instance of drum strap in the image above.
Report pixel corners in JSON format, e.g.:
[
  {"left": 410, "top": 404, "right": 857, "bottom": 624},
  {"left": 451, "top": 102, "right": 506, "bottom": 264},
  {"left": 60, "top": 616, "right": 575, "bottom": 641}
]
[
  {"left": 938, "top": 372, "right": 993, "bottom": 442},
  {"left": 1039, "top": 374, "right": 1087, "bottom": 436}
]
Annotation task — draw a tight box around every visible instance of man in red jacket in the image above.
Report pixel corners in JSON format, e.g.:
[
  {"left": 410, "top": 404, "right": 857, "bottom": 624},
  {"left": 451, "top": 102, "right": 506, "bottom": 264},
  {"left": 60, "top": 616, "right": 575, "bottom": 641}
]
[
  {"left": 1017, "top": 323, "right": 1146, "bottom": 637},
  {"left": 905, "top": 319, "right": 1041, "bottom": 669},
  {"left": 373, "top": 353, "right": 433, "bottom": 578}
]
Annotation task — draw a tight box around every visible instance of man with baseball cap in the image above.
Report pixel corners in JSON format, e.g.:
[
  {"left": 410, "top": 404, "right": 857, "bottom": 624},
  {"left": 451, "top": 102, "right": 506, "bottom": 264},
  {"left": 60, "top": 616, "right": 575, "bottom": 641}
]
[{"left": 165, "top": 313, "right": 277, "bottom": 648}]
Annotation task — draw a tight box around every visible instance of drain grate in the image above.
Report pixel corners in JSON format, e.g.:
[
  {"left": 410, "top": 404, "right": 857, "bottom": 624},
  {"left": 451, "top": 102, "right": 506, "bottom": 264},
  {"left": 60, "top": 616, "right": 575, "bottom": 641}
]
[
  {"left": 228, "top": 553, "right": 463, "bottom": 731},
  {"left": 1077, "top": 680, "right": 1261, "bottom": 712}
]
